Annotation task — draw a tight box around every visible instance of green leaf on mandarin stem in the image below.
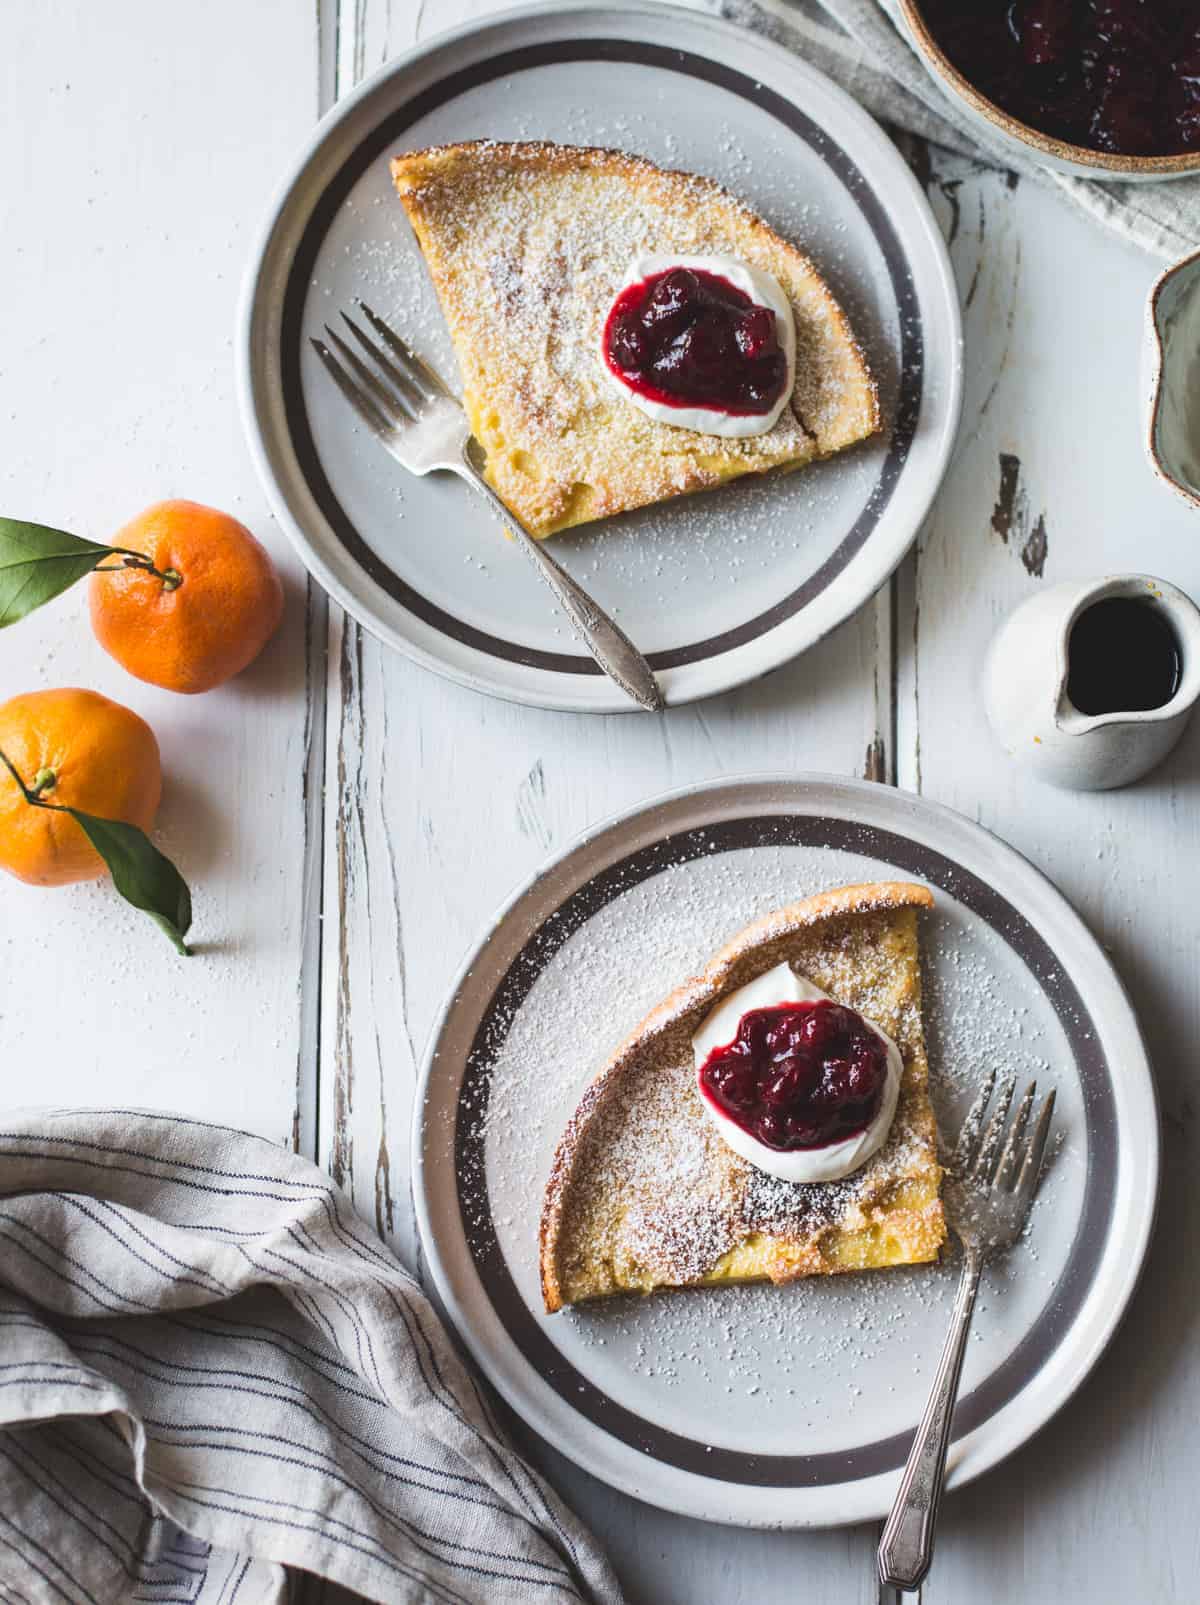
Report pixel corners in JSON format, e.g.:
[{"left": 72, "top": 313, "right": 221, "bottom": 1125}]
[
  {"left": 0, "top": 518, "right": 114, "bottom": 627},
  {"left": 66, "top": 809, "right": 193, "bottom": 955}
]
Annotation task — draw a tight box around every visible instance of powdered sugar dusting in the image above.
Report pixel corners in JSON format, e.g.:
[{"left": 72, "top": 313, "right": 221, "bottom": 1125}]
[
  {"left": 477, "top": 839, "right": 1085, "bottom": 1454},
  {"left": 392, "top": 140, "right": 882, "bottom": 537},
  {"left": 298, "top": 61, "right": 908, "bottom": 662}
]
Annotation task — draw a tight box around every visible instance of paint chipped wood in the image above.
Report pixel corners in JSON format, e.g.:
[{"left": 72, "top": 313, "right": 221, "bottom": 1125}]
[
  {"left": 302, "top": 19, "right": 1199, "bottom": 1602},
  {"left": 0, "top": 0, "right": 317, "bottom": 1143},
  {"left": 899, "top": 145, "right": 1200, "bottom": 1604}
]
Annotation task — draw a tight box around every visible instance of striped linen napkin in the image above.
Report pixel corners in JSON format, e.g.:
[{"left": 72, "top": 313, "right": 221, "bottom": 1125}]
[
  {"left": 716, "top": 0, "right": 1200, "bottom": 260},
  {"left": 0, "top": 1108, "right": 623, "bottom": 1605}
]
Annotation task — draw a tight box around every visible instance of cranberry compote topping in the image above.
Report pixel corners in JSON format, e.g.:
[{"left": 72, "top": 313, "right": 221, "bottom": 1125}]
[
  {"left": 603, "top": 267, "right": 788, "bottom": 416},
  {"left": 698, "top": 1000, "right": 889, "bottom": 1152},
  {"left": 919, "top": 0, "right": 1200, "bottom": 156}
]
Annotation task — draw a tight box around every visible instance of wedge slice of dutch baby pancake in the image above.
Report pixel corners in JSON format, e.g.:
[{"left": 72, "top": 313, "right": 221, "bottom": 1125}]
[
  {"left": 390, "top": 142, "right": 880, "bottom": 537},
  {"left": 540, "top": 882, "right": 945, "bottom": 1312}
]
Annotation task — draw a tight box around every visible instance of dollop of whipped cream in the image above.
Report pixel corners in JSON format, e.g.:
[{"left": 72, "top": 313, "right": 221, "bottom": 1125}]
[
  {"left": 691, "top": 962, "right": 902, "bottom": 1184},
  {"left": 601, "top": 252, "right": 797, "bottom": 439}
]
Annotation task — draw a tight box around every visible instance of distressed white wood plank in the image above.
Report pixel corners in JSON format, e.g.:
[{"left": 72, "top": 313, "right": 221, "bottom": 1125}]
[
  {"left": 315, "top": 2, "right": 894, "bottom": 1599},
  {"left": 898, "top": 153, "right": 1200, "bottom": 1602},
  {"left": 0, "top": 0, "right": 318, "bottom": 1146},
  {"left": 318, "top": 609, "right": 891, "bottom": 1237},
  {"left": 320, "top": 622, "right": 893, "bottom": 1605},
  {"left": 523, "top": 1433, "right": 890, "bottom": 1605}
]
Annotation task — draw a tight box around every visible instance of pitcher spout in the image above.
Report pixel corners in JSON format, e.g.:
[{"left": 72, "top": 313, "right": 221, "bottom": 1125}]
[{"left": 985, "top": 574, "right": 1200, "bottom": 792}]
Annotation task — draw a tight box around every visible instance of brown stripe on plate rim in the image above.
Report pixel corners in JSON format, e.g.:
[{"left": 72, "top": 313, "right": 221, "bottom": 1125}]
[
  {"left": 452, "top": 814, "right": 1115, "bottom": 1486},
  {"left": 279, "top": 39, "right": 924, "bottom": 674}
]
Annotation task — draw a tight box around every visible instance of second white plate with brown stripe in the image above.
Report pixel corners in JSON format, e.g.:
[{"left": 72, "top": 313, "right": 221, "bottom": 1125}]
[{"left": 412, "top": 774, "right": 1157, "bottom": 1526}]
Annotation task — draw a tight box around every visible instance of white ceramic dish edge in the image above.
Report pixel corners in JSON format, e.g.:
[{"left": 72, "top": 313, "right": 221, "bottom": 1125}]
[
  {"left": 236, "top": 0, "right": 964, "bottom": 713},
  {"left": 411, "top": 772, "right": 1160, "bottom": 1527},
  {"left": 1145, "top": 248, "right": 1200, "bottom": 512}
]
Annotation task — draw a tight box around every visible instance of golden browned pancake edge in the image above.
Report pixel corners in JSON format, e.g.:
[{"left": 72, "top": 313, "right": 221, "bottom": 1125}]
[
  {"left": 540, "top": 882, "right": 945, "bottom": 1313},
  {"left": 390, "top": 141, "right": 881, "bottom": 537}
]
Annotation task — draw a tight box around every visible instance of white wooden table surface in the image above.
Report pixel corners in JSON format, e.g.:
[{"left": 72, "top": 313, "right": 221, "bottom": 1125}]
[{"left": 4, "top": 2, "right": 1198, "bottom": 1601}]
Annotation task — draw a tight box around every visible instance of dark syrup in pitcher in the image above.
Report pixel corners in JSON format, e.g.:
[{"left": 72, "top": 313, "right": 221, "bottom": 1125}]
[{"left": 1066, "top": 598, "right": 1182, "bottom": 717}]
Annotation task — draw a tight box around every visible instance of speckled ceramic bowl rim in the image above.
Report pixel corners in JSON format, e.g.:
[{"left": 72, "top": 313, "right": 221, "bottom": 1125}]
[
  {"left": 898, "top": 0, "right": 1200, "bottom": 180},
  {"left": 1146, "top": 248, "right": 1200, "bottom": 511}
]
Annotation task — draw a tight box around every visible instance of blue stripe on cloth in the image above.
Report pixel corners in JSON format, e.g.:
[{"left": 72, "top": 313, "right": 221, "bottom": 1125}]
[
  {"left": 0, "top": 1529, "right": 79, "bottom": 1605},
  {"left": 0, "top": 1435, "right": 196, "bottom": 1599},
  {"left": 0, "top": 1572, "right": 35, "bottom": 1605},
  {"left": 161, "top": 1486, "right": 471, "bottom": 1605},
  {"left": 0, "top": 1214, "right": 160, "bottom": 1312},
  {"left": 165, "top": 1477, "right": 576, "bottom": 1593},
  {"left": 0, "top": 1505, "right": 103, "bottom": 1604},
  {"left": 19, "top": 1319, "right": 554, "bottom": 1569},
  {"left": 72, "top": 1196, "right": 233, "bottom": 1298},
  {"left": 222, "top": 1557, "right": 251, "bottom": 1604},
  {"left": 138, "top": 1420, "right": 572, "bottom": 1584},
  {"left": 28, "top": 1324, "right": 501, "bottom": 1502},
  {"left": 4, "top": 1134, "right": 419, "bottom": 1274},
  {"left": 0, "top": 1113, "right": 622, "bottom": 1605}
]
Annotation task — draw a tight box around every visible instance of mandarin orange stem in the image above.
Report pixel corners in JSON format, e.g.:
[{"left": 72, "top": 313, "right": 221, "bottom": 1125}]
[
  {"left": 0, "top": 749, "right": 67, "bottom": 813},
  {"left": 93, "top": 546, "right": 183, "bottom": 589}
]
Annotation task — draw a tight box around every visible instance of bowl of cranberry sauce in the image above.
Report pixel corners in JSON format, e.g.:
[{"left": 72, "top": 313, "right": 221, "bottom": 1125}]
[
  {"left": 898, "top": 0, "right": 1200, "bottom": 179},
  {"left": 697, "top": 999, "right": 890, "bottom": 1152}
]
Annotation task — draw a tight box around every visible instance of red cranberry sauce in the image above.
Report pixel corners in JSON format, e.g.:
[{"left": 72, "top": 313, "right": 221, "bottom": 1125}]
[
  {"left": 698, "top": 1000, "right": 889, "bottom": 1152},
  {"left": 919, "top": 0, "right": 1200, "bottom": 157},
  {"left": 602, "top": 266, "right": 788, "bottom": 416}
]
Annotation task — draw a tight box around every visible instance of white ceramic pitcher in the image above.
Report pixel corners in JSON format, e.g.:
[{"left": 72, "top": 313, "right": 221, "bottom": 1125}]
[{"left": 982, "top": 574, "right": 1200, "bottom": 791}]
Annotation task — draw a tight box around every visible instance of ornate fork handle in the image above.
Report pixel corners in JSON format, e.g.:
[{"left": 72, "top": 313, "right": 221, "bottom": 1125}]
[
  {"left": 878, "top": 1243, "right": 985, "bottom": 1591},
  {"left": 311, "top": 303, "right": 665, "bottom": 713},
  {"left": 453, "top": 452, "right": 665, "bottom": 712}
]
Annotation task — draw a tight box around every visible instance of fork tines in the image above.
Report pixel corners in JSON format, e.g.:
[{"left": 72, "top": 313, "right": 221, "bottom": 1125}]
[
  {"left": 952, "top": 1073, "right": 1055, "bottom": 1202},
  {"left": 309, "top": 301, "right": 446, "bottom": 436}
]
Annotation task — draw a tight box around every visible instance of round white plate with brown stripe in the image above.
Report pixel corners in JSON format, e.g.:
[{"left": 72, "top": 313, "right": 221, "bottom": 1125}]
[
  {"left": 412, "top": 775, "right": 1157, "bottom": 1526},
  {"left": 238, "top": 0, "right": 961, "bottom": 712}
]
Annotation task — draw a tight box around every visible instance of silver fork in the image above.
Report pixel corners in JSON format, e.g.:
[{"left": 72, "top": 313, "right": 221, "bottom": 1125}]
[
  {"left": 311, "top": 302, "right": 665, "bottom": 712},
  {"left": 877, "top": 1071, "right": 1056, "bottom": 1593}
]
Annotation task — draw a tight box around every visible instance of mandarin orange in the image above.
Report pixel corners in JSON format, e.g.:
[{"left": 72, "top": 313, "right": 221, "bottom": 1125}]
[
  {"left": 89, "top": 500, "right": 283, "bottom": 693},
  {"left": 0, "top": 688, "right": 162, "bottom": 886}
]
